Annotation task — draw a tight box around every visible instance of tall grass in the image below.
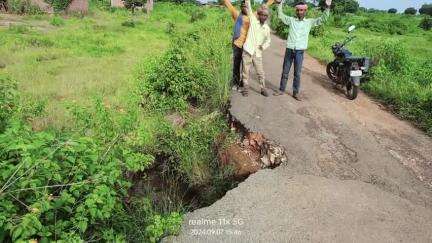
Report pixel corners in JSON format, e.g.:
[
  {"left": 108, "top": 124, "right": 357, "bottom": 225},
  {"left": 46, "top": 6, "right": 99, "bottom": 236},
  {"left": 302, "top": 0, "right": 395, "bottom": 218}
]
[{"left": 0, "top": 3, "right": 237, "bottom": 242}]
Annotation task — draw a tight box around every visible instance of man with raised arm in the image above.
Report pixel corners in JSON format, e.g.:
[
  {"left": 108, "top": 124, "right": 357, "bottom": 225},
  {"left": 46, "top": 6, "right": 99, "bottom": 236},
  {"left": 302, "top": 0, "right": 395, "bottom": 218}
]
[
  {"left": 274, "top": 0, "right": 332, "bottom": 101},
  {"left": 241, "top": 0, "right": 274, "bottom": 97},
  {"left": 223, "top": 0, "right": 250, "bottom": 91}
]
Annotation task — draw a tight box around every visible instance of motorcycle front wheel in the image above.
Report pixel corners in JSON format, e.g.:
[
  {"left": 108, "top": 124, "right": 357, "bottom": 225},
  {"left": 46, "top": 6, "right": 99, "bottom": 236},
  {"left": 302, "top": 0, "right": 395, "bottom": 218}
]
[
  {"left": 346, "top": 83, "right": 358, "bottom": 100},
  {"left": 326, "top": 62, "right": 338, "bottom": 82}
]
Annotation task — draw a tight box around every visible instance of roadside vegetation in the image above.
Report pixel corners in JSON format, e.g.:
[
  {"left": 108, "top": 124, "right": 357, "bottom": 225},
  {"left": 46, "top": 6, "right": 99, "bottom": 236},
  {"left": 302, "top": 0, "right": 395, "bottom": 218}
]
[
  {"left": 1, "top": 2, "right": 236, "bottom": 242},
  {"left": 271, "top": 1, "right": 432, "bottom": 135}
]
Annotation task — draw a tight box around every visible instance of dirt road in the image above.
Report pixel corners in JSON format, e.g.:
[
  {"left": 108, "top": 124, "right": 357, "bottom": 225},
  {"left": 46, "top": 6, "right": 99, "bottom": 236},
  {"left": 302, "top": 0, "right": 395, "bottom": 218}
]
[{"left": 166, "top": 35, "right": 432, "bottom": 242}]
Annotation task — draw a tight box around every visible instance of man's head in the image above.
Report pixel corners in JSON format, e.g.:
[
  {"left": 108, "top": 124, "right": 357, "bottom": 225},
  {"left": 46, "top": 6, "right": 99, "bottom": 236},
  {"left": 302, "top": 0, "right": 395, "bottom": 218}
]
[
  {"left": 240, "top": 0, "right": 248, "bottom": 15},
  {"left": 295, "top": 1, "right": 308, "bottom": 20},
  {"left": 257, "top": 5, "right": 269, "bottom": 24}
]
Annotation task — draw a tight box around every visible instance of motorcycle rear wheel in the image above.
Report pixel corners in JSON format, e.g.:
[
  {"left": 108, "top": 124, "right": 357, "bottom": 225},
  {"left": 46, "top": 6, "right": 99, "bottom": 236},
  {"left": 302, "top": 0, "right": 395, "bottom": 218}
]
[{"left": 326, "top": 62, "right": 338, "bottom": 82}]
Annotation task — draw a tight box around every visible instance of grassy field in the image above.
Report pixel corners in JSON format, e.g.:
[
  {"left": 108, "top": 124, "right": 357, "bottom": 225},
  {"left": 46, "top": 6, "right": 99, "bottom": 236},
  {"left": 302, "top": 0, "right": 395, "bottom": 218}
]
[
  {"left": 1, "top": 3, "right": 235, "bottom": 242},
  {"left": 0, "top": 5, "right": 196, "bottom": 128}
]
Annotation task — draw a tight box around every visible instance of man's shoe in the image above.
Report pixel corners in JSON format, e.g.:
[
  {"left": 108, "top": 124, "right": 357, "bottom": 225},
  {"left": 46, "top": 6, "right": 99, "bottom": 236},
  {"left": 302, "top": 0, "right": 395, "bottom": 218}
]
[
  {"left": 261, "top": 88, "right": 269, "bottom": 97},
  {"left": 273, "top": 90, "right": 284, "bottom": 96},
  {"left": 242, "top": 87, "right": 249, "bottom": 97},
  {"left": 293, "top": 92, "right": 301, "bottom": 101},
  {"left": 231, "top": 85, "right": 239, "bottom": 91}
]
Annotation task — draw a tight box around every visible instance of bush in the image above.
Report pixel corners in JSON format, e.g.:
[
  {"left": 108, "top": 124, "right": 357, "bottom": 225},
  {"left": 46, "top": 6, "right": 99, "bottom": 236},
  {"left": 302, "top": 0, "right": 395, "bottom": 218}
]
[
  {"left": 0, "top": 118, "right": 155, "bottom": 241},
  {"left": 121, "top": 19, "right": 137, "bottom": 27},
  {"left": 311, "top": 24, "right": 325, "bottom": 37},
  {"left": 0, "top": 74, "right": 18, "bottom": 132},
  {"left": 419, "top": 4, "right": 432, "bottom": 16},
  {"left": 388, "top": 8, "right": 397, "bottom": 14},
  {"left": 358, "top": 17, "right": 408, "bottom": 35},
  {"left": 139, "top": 19, "right": 231, "bottom": 112},
  {"left": 404, "top": 7, "right": 417, "bottom": 15},
  {"left": 190, "top": 8, "right": 206, "bottom": 22},
  {"left": 363, "top": 40, "right": 409, "bottom": 73},
  {"left": 46, "top": 0, "right": 72, "bottom": 11},
  {"left": 388, "top": 19, "right": 408, "bottom": 35},
  {"left": 7, "top": 0, "right": 43, "bottom": 14},
  {"left": 419, "top": 15, "right": 432, "bottom": 31},
  {"left": 319, "top": 0, "right": 359, "bottom": 14}
]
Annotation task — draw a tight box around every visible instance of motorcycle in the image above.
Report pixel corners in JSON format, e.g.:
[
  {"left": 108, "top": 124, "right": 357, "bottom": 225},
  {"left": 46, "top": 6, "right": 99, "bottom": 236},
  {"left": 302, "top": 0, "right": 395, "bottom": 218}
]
[{"left": 326, "top": 25, "right": 370, "bottom": 100}]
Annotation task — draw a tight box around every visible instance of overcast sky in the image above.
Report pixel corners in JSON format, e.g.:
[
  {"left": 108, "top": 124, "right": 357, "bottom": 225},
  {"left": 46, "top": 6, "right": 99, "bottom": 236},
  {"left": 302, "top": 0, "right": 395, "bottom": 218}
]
[{"left": 357, "top": 0, "right": 431, "bottom": 11}]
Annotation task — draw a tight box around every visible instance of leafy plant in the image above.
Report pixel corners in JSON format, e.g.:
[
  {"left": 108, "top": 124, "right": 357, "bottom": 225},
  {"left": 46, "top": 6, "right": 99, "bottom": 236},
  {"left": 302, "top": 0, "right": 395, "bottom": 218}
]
[
  {"left": 404, "top": 7, "right": 417, "bottom": 15},
  {"left": 190, "top": 8, "right": 206, "bottom": 23},
  {"left": 388, "top": 8, "right": 397, "bottom": 14},
  {"left": 0, "top": 74, "right": 18, "bottom": 132},
  {"left": 419, "top": 3, "right": 432, "bottom": 16},
  {"left": 419, "top": 15, "right": 432, "bottom": 31},
  {"left": 319, "top": 0, "right": 359, "bottom": 14},
  {"left": 50, "top": 16, "right": 65, "bottom": 26},
  {"left": 46, "top": 0, "right": 72, "bottom": 11}
]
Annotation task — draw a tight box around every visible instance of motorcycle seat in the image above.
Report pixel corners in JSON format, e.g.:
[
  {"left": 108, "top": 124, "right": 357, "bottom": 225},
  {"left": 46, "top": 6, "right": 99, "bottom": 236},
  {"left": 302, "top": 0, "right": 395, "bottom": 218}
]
[{"left": 346, "top": 56, "right": 365, "bottom": 61}]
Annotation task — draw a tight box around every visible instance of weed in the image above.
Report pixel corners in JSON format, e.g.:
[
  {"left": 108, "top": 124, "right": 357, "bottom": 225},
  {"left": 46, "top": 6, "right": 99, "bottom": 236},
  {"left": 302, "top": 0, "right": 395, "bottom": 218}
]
[{"left": 50, "top": 16, "right": 65, "bottom": 26}]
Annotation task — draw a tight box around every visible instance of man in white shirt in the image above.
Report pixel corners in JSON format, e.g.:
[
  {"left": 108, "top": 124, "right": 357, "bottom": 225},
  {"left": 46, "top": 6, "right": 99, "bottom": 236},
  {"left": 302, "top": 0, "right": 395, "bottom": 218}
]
[{"left": 241, "top": 0, "right": 273, "bottom": 97}]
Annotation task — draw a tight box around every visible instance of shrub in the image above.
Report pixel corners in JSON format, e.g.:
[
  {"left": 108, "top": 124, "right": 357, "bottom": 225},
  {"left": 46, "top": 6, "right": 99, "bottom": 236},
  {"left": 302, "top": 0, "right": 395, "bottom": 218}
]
[
  {"left": 139, "top": 19, "right": 230, "bottom": 112},
  {"left": 121, "top": 19, "right": 136, "bottom": 27},
  {"left": 404, "top": 7, "right": 417, "bottom": 15},
  {"left": 358, "top": 17, "right": 408, "bottom": 35},
  {"left": 388, "top": 8, "right": 397, "bottom": 14},
  {"left": 388, "top": 19, "right": 408, "bottom": 35},
  {"left": 0, "top": 116, "right": 156, "bottom": 241},
  {"left": 7, "top": 0, "right": 44, "bottom": 14},
  {"left": 319, "top": 0, "right": 359, "bottom": 14},
  {"left": 419, "top": 3, "right": 432, "bottom": 16},
  {"left": 0, "top": 74, "right": 18, "bottom": 132},
  {"left": 190, "top": 8, "right": 206, "bottom": 22},
  {"left": 419, "top": 15, "right": 432, "bottom": 31},
  {"left": 46, "top": 0, "right": 72, "bottom": 11},
  {"left": 363, "top": 40, "right": 409, "bottom": 73},
  {"left": 311, "top": 24, "right": 325, "bottom": 37}
]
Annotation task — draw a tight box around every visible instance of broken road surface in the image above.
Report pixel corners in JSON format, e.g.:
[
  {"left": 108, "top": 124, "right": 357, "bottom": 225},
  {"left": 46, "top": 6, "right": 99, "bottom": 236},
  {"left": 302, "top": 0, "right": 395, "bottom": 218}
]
[{"left": 165, "top": 35, "right": 432, "bottom": 242}]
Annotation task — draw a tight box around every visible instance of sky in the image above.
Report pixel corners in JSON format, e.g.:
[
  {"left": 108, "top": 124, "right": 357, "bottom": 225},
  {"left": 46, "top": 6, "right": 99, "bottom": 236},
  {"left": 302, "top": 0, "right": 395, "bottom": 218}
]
[
  {"left": 358, "top": 0, "right": 432, "bottom": 12},
  {"left": 202, "top": 0, "right": 432, "bottom": 12}
]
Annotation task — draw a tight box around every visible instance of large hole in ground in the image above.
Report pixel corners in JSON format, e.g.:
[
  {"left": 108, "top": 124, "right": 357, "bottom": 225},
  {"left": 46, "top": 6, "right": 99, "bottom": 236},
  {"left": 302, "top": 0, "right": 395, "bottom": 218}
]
[{"left": 125, "top": 113, "right": 287, "bottom": 213}]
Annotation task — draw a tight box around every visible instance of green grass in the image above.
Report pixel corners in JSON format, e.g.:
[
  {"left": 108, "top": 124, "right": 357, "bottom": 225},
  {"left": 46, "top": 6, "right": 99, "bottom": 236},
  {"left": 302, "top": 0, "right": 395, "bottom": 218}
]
[
  {"left": 0, "top": 4, "right": 195, "bottom": 128},
  {"left": 0, "top": 3, "right": 236, "bottom": 242}
]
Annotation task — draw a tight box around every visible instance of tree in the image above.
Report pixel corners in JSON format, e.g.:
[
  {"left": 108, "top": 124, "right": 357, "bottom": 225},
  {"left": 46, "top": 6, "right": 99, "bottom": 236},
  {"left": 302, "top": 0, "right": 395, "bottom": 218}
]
[
  {"left": 319, "top": 0, "right": 359, "bottom": 14},
  {"left": 419, "top": 16, "right": 432, "bottom": 30},
  {"left": 419, "top": 4, "right": 432, "bottom": 16},
  {"left": 388, "top": 8, "right": 397, "bottom": 14},
  {"left": 404, "top": 7, "right": 417, "bottom": 15}
]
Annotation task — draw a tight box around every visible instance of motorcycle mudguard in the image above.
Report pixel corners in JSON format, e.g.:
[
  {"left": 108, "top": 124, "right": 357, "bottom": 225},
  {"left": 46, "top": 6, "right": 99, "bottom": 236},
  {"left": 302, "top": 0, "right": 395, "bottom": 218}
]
[{"left": 352, "top": 76, "right": 361, "bottom": 86}]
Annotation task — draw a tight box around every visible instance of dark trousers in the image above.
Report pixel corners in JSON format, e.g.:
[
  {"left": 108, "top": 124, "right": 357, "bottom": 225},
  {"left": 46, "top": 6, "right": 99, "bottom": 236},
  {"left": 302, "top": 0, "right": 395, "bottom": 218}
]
[
  {"left": 232, "top": 45, "right": 243, "bottom": 87},
  {"left": 279, "top": 48, "right": 305, "bottom": 94}
]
